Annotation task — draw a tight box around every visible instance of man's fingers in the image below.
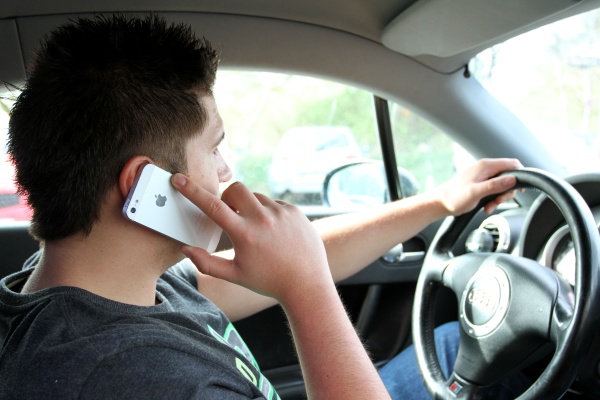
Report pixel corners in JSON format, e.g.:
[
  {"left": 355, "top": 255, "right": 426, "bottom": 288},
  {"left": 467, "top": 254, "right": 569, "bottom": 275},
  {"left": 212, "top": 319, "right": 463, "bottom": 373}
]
[
  {"left": 220, "top": 182, "right": 266, "bottom": 216},
  {"left": 221, "top": 183, "right": 282, "bottom": 214},
  {"left": 478, "top": 158, "right": 523, "bottom": 178},
  {"left": 483, "top": 187, "right": 517, "bottom": 214},
  {"left": 181, "top": 245, "right": 240, "bottom": 283},
  {"left": 495, "top": 189, "right": 517, "bottom": 204},
  {"left": 254, "top": 192, "right": 279, "bottom": 206},
  {"left": 477, "top": 175, "right": 517, "bottom": 199},
  {"left": 171, "top": 173, "right": 237, "bottom": 231}
]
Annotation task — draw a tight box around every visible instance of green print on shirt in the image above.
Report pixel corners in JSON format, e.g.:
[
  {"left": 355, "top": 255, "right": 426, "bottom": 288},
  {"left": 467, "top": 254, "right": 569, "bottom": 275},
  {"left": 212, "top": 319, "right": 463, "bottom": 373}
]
[{"left": 208, "top": 323, "right": 281, "bottom": 400}]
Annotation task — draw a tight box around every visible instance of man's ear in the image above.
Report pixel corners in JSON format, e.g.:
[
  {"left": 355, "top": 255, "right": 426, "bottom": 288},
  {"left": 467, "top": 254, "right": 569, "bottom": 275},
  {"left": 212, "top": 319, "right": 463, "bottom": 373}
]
[{"left": 118, "top": 156, "right": 155, "bottom": 199}]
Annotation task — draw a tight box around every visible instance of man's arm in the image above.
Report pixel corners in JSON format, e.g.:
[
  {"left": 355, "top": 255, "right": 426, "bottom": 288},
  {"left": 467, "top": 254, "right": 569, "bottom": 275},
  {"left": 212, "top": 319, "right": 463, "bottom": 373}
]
[
  {"left": 314, "top": 158, "right": 522, "bottom": 281},
  {"left": 197, "top": 158, "right": 522, "bottom": 321},
  {"left": 172, "top": 176, "right": 391, "bottom": 399}
]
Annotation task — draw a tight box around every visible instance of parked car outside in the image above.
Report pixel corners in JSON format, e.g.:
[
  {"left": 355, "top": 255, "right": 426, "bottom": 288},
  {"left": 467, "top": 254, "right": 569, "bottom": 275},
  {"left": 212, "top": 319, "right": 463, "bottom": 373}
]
[
  {"left": 267, "top": 126, "right": 361, "bottom": 203},
  {"left": 0, "top": 156, "right": 31, "bottom": 222},
  {"left": 0, "top": 110, "right": 31, "bottom": 222}
]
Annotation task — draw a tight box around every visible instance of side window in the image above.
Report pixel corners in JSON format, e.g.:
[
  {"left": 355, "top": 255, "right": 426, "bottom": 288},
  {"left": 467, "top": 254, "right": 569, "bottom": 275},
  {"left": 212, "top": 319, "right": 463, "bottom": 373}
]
[
  {"left": 0, "top": 96, "right": 31, "bottom": 223},
  {"left": 214, "top": 71, "right": 381, "bottom": 207},
  {"left": 389, "top": 102, "right": 474, "bottom": 195}
]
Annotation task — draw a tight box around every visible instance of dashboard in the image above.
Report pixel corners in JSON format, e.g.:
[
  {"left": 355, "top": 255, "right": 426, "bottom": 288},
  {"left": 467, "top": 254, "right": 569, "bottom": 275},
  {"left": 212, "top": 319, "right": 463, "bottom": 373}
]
[
  {"left": 537, "top": 206, "right": 600, "bottom": 287},
  {"left": 541, "top": 223, "right": 577, "bottom": 286},
  {"left": 465, "top": 173, "right": 600, "bottom": 288}
]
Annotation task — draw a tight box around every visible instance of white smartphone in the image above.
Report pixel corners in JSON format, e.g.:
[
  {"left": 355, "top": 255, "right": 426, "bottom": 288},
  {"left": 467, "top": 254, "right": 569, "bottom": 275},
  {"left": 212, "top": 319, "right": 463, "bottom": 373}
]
[{"left": 122, "top": 163, "right": 222, "bottom": 253}]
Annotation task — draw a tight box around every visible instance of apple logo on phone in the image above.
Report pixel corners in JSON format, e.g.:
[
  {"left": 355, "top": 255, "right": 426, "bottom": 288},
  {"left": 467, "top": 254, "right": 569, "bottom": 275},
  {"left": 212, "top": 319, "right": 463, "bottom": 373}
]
[{"left": 155, "top": 194, "right": 167, "bottom": 207}]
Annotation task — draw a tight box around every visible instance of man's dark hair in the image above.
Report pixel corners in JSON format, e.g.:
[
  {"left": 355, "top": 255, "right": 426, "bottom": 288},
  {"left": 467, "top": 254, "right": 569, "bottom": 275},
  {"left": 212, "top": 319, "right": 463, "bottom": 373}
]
[{"left": 8, "top": 15, "right": 219, "bottom": 241}]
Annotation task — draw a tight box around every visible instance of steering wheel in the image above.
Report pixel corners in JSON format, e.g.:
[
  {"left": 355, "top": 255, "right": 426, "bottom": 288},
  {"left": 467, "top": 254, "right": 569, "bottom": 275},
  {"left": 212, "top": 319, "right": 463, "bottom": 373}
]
[{"left": 412, "top": 168, "right": 600, "bottom": 399}]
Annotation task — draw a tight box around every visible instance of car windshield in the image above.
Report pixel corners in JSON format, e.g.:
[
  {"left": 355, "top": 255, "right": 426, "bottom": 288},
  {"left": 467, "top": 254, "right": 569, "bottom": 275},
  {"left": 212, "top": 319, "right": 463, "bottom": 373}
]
[{"left": 472, "top": 8, "right": 600, "bottom": 174}]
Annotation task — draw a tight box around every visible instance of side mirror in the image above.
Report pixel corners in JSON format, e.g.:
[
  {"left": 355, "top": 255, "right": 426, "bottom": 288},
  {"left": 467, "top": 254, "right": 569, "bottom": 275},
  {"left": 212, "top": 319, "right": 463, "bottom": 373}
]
[{"left": 323, "top": 161, "right": 419, "bottom": 209}]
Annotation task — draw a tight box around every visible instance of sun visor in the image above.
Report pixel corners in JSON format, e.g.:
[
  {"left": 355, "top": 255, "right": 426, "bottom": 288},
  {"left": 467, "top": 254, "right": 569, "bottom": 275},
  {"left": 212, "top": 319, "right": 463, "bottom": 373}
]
[
  {"left": 0, "top": 19, "right": 27, "bottom": 90},
  {"left": 382, "top": 0, "right": 584, "bottom": 58}
]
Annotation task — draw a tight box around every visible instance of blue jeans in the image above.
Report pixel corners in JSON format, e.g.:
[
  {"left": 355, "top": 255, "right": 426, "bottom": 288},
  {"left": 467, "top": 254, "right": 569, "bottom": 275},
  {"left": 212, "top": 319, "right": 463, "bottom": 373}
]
[{"left": 379, "top": 322, "right": 531, "bottom": 399}]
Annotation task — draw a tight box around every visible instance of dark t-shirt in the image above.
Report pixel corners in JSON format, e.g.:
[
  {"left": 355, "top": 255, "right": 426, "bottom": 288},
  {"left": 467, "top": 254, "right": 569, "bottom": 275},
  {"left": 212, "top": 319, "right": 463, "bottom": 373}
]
[{"left": 0, "top": 259, "right": 280, "bottom": 399}]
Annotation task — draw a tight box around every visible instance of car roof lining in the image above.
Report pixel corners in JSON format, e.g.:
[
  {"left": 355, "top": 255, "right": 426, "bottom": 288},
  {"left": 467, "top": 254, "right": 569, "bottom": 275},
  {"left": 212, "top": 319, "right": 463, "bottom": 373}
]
[
  {"left": 2, "top": 0, "right": 600, "bottom": 76},
  {"left": 0, "top": 11, "right": 566, "bottom": 175},
  {"left": 0, "top": 0, "right": 413, "bottom": 44}
]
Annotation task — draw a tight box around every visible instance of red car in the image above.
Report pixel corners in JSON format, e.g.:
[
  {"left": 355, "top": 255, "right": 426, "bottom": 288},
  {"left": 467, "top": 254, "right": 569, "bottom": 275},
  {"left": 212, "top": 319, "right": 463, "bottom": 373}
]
[{"left": 0, "top": 153, "right": 31, "bottom": 222}]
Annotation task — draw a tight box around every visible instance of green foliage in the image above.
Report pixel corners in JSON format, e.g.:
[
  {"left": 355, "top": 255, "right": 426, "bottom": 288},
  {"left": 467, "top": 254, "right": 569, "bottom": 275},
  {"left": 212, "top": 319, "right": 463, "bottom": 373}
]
[
  {"left": 292, "top": 86, "right": 381, "bottom": 160},
  {"left": 216, "top": 71, "right": 457, "bottom": 200},
  {"left": 234, "top": 154, "right": 272, "bottom": 195},
  {"left": 390, "top": 104, "right": 456, "bottom": 190},
  {"left": 0, "top": 100, "right": 9, "bottom": 114},
  {"left": 216, "top": 72, "right": 380, "bottom": 158}
]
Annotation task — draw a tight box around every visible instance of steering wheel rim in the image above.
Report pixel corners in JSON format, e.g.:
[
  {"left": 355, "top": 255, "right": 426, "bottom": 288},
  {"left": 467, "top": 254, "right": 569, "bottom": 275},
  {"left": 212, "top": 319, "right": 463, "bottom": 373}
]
[{"left": 412, "top": 168, "right": 600, "bottom": 399}]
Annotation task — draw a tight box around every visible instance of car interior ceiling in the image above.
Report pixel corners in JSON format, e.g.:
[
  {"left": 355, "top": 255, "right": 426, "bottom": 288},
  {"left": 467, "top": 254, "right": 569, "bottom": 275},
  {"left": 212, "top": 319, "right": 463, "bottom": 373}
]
[
  {"left": 3, "top": 1, "right": 600, "bottom": 398},
  {"left": 0, "top": 12, "right": 580, "bottom": 173}
]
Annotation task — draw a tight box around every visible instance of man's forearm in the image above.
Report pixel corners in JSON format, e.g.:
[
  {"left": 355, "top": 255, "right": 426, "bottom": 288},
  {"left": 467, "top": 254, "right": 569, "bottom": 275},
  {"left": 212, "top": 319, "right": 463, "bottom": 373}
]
[
  {"left": 313, "top": 192, "right": 447, "bottom": 282},
  {"left": 200, "top": 193, "right": 447, "bottom": 321},
  {"left": 280, "top": 279, "right": 391, "bottom": 399}
]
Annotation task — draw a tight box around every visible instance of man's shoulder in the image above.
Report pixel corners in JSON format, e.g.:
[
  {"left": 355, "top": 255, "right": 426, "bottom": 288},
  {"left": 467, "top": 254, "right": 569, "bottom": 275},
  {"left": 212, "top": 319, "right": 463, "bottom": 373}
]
[
  {"left": 0, "top": 297, "right": 263, "bottom": 399},
  {"left": 2, "top": 334, "right": 265, "bottom": 399},
  {"left": 78, "top": 344, "right": 266, "bottom": 398},
  {"left": 0, "top": 263, "right": 267, "bottom": 399}
]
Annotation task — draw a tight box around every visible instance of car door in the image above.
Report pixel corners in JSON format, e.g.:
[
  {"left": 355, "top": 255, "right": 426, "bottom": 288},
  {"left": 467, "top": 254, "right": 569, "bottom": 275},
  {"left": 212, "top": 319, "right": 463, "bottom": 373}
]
[{"left": 213, "top": 71, "right": 475, "bottom": 398}]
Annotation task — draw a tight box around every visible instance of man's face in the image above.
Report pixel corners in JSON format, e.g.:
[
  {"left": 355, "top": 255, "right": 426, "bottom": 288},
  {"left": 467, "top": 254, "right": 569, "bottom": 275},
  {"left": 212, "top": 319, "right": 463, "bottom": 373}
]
[{"left": 185, "top": 95, "right": 232, "bottom": 195}]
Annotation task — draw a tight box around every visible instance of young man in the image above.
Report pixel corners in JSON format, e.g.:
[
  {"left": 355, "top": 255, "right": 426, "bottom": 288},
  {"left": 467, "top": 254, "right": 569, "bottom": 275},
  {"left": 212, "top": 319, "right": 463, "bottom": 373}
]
[{"left": 0, "top": 15, "right": 521, "bottom": 399}]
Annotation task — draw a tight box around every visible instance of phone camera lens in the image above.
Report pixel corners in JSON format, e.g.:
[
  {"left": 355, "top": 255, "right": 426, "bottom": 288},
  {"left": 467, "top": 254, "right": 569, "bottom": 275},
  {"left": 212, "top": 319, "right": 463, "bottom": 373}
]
[{"left": 131, "top": 207, "right": 137, "bottom": 214}]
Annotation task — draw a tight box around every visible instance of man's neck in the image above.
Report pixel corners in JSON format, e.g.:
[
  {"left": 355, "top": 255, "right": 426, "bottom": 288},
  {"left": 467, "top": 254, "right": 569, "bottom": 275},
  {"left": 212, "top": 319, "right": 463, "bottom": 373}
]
[{"left": 21, "top": 202, "right": 183, "bottom": 306}]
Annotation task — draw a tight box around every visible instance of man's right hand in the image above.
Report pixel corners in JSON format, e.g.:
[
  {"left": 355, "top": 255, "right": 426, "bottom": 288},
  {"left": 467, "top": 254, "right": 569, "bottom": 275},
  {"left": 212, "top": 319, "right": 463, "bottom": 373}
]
[{"left": 171, "top": 175, "right": 332, "bottom": 304}]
